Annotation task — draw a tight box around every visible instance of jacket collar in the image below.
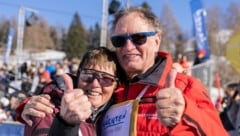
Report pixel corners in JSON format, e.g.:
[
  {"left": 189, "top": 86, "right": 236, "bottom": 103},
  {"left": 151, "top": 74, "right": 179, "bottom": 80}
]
[
  {"left": 89, "top": 98, "right": 114, "bottom": 122},
  {"left": 128, "top": 52, "right": 173, "bottom": 87}
]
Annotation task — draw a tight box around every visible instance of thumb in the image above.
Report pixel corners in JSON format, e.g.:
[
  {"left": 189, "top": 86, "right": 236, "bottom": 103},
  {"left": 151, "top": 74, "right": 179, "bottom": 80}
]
[
  {"left": 21, "top": 114, "right": 33, "bottom": 126},
  {"left": 25, "top": 119, "right": 33, "bottom": 127},
  {"left": 62, "top": 74, "right": 74, "bottom": 93},
  {"left": 166, "top": 69, "right": 177, "bottom": 88}
]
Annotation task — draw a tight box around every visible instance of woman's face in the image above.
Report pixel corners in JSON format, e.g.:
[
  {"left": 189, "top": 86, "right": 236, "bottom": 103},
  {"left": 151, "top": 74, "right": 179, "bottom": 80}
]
[{"left": 77, "top": 65, "right": 117, "bottom": 109}]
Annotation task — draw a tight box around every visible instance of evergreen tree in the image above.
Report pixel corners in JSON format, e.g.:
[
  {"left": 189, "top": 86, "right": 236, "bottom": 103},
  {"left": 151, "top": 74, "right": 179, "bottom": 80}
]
[
  {"left": 49, "top": 26, "right": 66, "bottom": 51},
  {"left": 63, "top": 12, "right": 88, "bottom": 59},
  {"left": 49, "top": 26, "right": 58, "bottom": 49},
  {"left": 0, "top": 19, "right": 10, "bottom": 49},
  {"left": 141, "top": 1, "right": 152, "bottom": 11}
]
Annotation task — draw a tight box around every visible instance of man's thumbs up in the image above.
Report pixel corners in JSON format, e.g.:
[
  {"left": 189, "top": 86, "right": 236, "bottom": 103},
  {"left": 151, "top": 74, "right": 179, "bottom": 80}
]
[
  {"left": 156, "top": 69, "right": 185, "bottom": 127},
  {"left": 59, "top": 74, "right": 92, "bottom": 125},
  {"left": 166, "top": 68, "right": 177, "bottom": 88}
]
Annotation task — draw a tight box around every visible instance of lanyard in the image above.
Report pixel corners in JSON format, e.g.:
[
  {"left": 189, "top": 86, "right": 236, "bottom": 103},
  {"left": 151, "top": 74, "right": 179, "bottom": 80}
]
[{"left": 136, "top": 85, "right": 150, "bottom": 100}]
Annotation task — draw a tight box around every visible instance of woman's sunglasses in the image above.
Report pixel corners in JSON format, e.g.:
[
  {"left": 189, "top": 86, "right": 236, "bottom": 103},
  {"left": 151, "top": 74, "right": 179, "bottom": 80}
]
[
  {"left": 110, "top": 31, "right": 157, "bottom": 48},
  {"left": 79, "top": 69, "right": 118, "bottom": 87}
]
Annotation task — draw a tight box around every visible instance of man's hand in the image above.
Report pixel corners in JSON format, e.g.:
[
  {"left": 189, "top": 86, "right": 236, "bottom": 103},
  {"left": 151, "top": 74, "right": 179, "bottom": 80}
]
[
  {"left": 21, "top": 94, "right": 54, "bottom": 126},
  {"left": 59, "top": 74, "right": 92, "bottom": 125},
  {"left": 156, "top": 70, "right": 185, "bottom": 127}
]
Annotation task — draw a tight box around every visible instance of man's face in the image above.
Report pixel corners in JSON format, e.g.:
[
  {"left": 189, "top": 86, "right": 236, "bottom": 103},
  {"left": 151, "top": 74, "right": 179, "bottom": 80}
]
[{"left": 112, "top": 13, "right": 161, "bottom": 78}]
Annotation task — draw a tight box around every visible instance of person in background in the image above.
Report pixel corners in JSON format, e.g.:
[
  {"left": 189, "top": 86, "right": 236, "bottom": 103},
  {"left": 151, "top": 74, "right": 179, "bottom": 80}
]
[
  {"left": 193, "top": 49, "right": 207, "bottom": 65},
  {"left": 172, "top": 55, "right": 192, "bottom": 75},
  {"left": 5, "top": 91, "right": 27, "bottom": 121},
  {"left": 0, "top": 102, "right": 7, "bottom": 122},
  {"left": 19, "top": 62, "right": 28, "bottom": 78},
  {"left": 179, "top": 55, "right": 192, "bottom": 75},
  {"left": 38, "top": 64, "right": 52, "bottom": 85},
  {"left": 45, "top": 60, "right": 56, "bottom": 79},
  {"left": 220, "top": 82, "right": 240, "bottom": 136},
  {"left": 62, "top": 58, "right": 70, "bottom": 74},
  {"left": 70, "top": 63, "right": 79, "bottom": 76},
  {"left": 222, "top": 83, "right": 240, "bottom": 108}
]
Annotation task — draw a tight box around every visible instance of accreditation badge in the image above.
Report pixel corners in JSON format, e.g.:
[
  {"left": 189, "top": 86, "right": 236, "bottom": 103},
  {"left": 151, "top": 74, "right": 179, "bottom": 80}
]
[{"left": 101, "top": 99, "right": 139, "bottom": 136}]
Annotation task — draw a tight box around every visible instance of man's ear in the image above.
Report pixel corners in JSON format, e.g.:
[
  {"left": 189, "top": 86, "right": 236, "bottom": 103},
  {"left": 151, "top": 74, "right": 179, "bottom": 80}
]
[{"left": 154, "top": 32, "right": 161, "bottom": 50}]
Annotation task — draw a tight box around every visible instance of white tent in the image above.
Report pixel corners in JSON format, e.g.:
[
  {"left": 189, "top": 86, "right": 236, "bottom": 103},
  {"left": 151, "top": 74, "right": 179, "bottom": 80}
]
[{"left": 31, "top": 50, "right": 66, "bottom": 61}]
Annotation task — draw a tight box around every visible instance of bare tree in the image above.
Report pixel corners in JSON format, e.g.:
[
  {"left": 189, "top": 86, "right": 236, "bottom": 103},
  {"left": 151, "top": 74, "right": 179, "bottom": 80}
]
[
  {"left": 207, "top": 6, "right": 223, "bottom": 56},
  {"left": 224, "top": 2, "right": 240, "bottom": 33},
  {"left": 0, "top": 18, "right": 10, "bottom": 49},
  {"left": 159, "top": 2, "right": 184, "bottom": 59},
  {"left": 206, "top": 4, "right": 240, "bottom": 84},
  {"left": 24, "top": 17, "right": 54, "bottom": 53}
]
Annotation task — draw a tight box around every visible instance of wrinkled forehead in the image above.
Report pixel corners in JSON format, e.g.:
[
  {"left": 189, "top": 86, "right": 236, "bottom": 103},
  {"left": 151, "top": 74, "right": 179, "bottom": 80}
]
[{"left": 112, "top": 12, "right": 154, "bottom": 35}]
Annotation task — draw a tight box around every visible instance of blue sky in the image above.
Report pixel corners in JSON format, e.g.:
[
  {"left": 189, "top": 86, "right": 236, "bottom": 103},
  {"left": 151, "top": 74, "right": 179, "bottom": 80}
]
[{"left": 0, "top": 0, "right": 239, "bottom": 33}]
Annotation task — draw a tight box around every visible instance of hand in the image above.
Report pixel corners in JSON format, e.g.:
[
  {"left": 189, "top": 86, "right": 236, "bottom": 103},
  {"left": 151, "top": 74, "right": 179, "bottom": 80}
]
[
  {"left": 172, "top": 62, "right": 184, "bottom": 73},
  {"left": 60, "top": 74, "right": 92, "bottom": 125},
  {"left": 156, "top": 69, "right": 185, "bottom": 127},
  {"left": 22, "top": 94, "right": 54, "bottom": 126}
]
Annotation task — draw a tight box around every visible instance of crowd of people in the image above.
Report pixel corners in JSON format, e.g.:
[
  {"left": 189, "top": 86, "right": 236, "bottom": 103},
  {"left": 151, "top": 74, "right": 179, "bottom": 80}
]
[
  {"left": 0, "top": 6, "right": 239, "bottom": 136},
  {"left": 0, "top": 57, "right": 81, "bottom": 123}
]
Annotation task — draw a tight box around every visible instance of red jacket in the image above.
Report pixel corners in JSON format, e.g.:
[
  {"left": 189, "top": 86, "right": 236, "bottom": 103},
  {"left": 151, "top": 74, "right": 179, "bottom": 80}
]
[{"left": 115, "top": 52, "right": 228, "bottom": 136}]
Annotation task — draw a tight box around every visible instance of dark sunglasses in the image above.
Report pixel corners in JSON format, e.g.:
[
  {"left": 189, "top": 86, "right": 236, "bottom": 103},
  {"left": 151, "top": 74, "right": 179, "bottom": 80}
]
[
  {"left": 110, "top": 31, "right": 157, "bottom": 48},
  {"left": 79, "top": 69, "right": 118, "bottom": 87}
]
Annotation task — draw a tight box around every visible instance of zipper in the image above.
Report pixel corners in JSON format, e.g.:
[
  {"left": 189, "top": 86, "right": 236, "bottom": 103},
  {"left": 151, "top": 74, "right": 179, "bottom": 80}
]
[{"left": 124, "top": 82, "right": 130, "bottom": 100}]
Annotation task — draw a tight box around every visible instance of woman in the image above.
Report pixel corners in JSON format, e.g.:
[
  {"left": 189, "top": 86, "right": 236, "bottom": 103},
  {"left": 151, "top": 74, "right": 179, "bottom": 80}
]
[{"left": 17, "top": 47, "right": 125, "bottom": 136}]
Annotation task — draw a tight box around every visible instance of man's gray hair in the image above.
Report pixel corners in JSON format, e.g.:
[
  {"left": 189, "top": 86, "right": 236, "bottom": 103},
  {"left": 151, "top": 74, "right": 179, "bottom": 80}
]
[{"left": 111, "top": 6, "right": 162, "bottom": 34}]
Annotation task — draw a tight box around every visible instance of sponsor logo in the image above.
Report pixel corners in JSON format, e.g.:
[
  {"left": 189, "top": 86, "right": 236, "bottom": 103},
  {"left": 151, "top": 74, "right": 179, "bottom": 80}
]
[
  {"left": 102, "top": 110, "right": 127, "bottom": 129},
  {"left": 193, "top": 9, "right": 207, "bottom": 49}
]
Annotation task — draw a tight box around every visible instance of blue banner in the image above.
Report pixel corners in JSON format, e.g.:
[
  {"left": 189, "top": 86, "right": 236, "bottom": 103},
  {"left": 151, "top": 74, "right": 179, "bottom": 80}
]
[
  {"left": 4, "top": 27, "right": 15, "bottom": 63},
  {"left": 0, "top": 122, "right": 24, "bottom": 136},
  {"left": 190, "top": 0, "right": 210, "bottom": 60}
]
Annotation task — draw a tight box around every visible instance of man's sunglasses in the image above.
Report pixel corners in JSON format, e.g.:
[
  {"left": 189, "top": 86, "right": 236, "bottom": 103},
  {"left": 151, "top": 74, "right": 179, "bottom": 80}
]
[
  {"left": 79, "top": 69, "right": 118, "bottom": 87},
  {"left": 110, "top": 31, "right": 157, "bottom": 48}
]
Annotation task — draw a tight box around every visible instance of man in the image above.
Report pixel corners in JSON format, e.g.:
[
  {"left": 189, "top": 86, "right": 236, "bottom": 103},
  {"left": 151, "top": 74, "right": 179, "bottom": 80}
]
[
  {"left": 104, "top": 7, "right": 227, "bottom": 136},
  {"left": 19, "top": 7, "right": 227, "bottom": 136}
]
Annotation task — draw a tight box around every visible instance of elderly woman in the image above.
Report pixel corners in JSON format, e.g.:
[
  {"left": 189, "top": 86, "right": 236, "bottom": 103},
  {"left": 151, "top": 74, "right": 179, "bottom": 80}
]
[{"left": 16, "top": 47, "right": 125, "bottom": 136}]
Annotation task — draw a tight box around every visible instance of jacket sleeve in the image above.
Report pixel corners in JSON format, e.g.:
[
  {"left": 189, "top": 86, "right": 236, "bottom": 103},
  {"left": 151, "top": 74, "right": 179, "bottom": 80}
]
[
  {"left": 16, "top": 97, "right": 30, "bottom": 124},
  {"left": 170, "top": 76, "right": 229, "bottom": 136},
  {"left": 15, "top": 81, "right": 60, "bottom": 124},
  {"left": 48, "top": 113, "right": 80, "bottom": 136}
]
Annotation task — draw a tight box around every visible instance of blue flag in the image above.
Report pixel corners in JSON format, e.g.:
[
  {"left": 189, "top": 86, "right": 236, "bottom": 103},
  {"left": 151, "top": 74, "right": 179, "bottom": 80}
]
[
  {"left": 4, "top": 27, "right": 15, "bottom": 63},
  {"left": 190, "top": 0, "right": 210, "bottom": 60}
]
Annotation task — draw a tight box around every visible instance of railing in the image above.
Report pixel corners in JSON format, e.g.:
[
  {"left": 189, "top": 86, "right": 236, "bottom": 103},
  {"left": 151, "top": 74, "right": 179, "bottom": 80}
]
[
  {"left": 191, "top": 60, "right": 214, "bottom": 90},
  {"left": 0, "top": 122, "right": 24, "bottom": 136}
]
